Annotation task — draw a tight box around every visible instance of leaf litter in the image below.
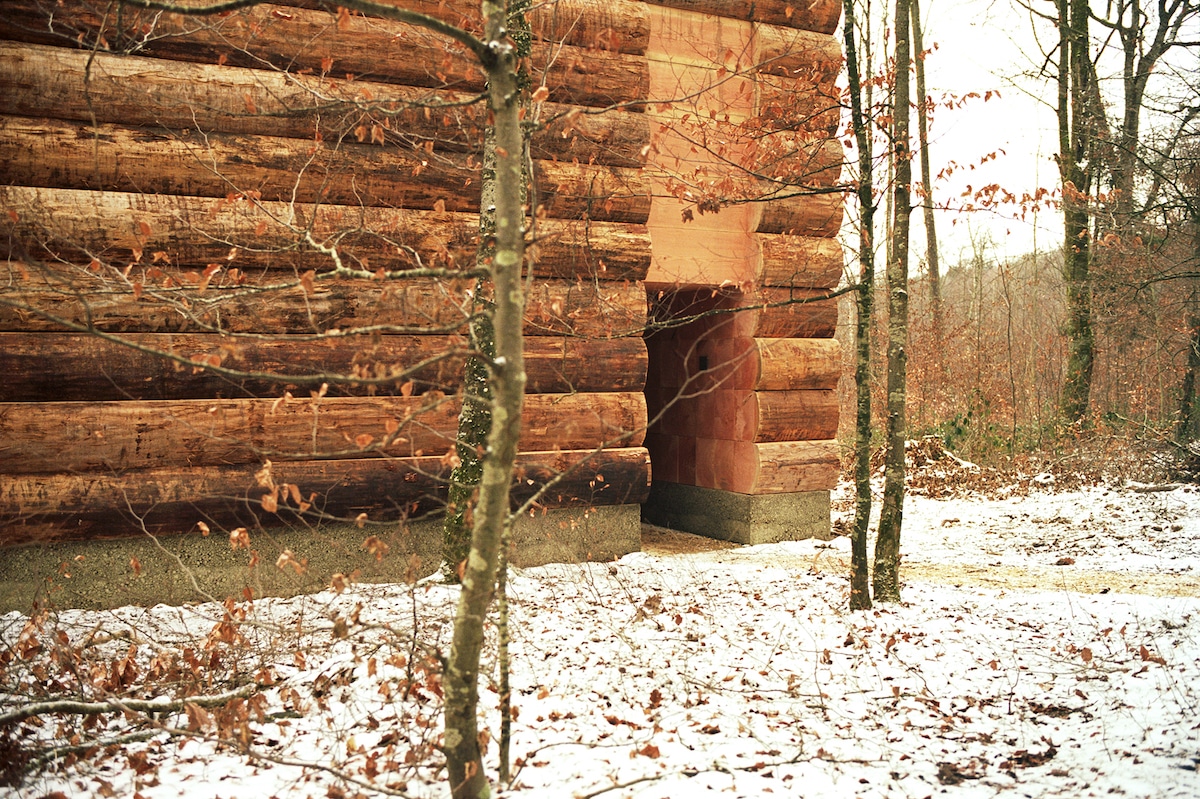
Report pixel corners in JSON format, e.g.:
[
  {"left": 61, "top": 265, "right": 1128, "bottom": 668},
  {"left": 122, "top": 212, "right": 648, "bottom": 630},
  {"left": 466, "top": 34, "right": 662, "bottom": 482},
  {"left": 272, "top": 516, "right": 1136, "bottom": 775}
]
[{"left": 2, "top": 478, "right": 1199, "bottom": 798}]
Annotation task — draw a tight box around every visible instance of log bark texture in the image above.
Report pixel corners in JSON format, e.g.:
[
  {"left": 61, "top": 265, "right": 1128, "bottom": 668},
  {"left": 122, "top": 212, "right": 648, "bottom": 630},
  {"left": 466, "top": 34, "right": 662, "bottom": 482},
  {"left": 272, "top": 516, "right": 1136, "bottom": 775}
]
[
  {"left": 0, "top": 116, "right": 649, "bottom": 224},
  {"left": 646, "top": 388, "right": 837, "bottom": 441},
  {"left": 1, "top": 186, "right": 652, "bottom": 281},
  {"left": 640, "top": 0, "right": 841, "bottom": 33},
  {"left": 290, "top": 0, "right": 653, "bottom": 55},
  {"left": 0, "top": 0, "right": 650, "bottom": 110},
  {"left": 758, "top": 233, "right": 843, "bottom": 289},
  {"left": 0, "top": 332, "right": 648, "bottom": 400},
  {"left": 0, "top": 264, "right": 648, "bottom": 339},
  {"left": 0, "top": 43, "right": 652, "bottom": 168},
  {"left": 0, "top": 392, "right": 647, "bottom": 474},
  {"left": 648, "top": 336, "right": 840, "bottom": 392},
  {"left": 0, "top": 447, "right": 653, "bottom": 546}
]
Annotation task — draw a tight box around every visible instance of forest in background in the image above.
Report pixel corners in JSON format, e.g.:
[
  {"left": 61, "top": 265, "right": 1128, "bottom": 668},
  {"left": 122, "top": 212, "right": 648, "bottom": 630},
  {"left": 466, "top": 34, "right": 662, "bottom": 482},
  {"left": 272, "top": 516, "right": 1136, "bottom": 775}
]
[{"left": 835, "top": 0, "right": 1200, "bottom": 481}]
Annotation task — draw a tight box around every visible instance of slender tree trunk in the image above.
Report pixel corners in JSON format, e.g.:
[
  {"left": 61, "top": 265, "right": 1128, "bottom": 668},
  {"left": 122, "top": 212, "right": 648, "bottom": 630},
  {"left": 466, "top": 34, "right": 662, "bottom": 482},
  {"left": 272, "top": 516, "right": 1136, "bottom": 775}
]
[
  {"left": 1057, "top": 0, "right": 1096, "bottom": 425},
  {"left": 1179, "top": 225, "right": 1200, "bottom": 445},
  {"left": 873, "top": 0, "right": 912, "bottom": 605},
  {"left": 843, "top": 0, "right": 873, "bottom": 611},
  {"left": 443, "top": 287, "right": 495, "bottom": 580},
  {"left": 496, "top": 1, "right": 530, "bottom": 780},
  {"left": 442, "top": 0, "right": 527, "bottom": 794},
  {"left": 911, "top": 0, "right": 940, "bottom": 345}
]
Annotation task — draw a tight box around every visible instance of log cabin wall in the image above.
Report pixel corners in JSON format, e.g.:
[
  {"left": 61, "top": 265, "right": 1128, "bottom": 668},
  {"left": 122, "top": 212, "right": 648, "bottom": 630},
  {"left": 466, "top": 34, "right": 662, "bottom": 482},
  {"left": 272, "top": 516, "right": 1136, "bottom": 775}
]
[
  {"left": 0, "top": 0, "right": 843, "bottom": 594},
  {"left": 639, "top": 0, "right": 844, "bottom": 542}
]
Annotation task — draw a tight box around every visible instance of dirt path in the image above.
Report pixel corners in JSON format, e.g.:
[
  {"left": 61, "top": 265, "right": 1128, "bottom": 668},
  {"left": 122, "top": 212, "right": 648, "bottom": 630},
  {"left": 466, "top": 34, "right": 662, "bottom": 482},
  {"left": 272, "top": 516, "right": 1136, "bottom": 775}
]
[{"left": 641, "top": 525, "right": 1200, "bottom": 598}]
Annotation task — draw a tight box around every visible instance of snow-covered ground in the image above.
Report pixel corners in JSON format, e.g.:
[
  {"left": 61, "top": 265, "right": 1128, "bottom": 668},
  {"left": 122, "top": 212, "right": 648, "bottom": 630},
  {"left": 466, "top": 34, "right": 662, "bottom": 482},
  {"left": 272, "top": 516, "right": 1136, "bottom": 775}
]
[{"left": 4, "top": 480, "right": 1199, "bottom": 798}]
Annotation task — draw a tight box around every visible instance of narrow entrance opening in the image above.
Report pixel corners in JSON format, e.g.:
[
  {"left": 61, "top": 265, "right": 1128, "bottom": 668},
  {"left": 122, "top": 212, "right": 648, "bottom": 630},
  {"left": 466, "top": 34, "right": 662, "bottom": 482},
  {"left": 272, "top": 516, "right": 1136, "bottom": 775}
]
[{"left": 642, "top": 287, "right": 752, "bottom": 536}]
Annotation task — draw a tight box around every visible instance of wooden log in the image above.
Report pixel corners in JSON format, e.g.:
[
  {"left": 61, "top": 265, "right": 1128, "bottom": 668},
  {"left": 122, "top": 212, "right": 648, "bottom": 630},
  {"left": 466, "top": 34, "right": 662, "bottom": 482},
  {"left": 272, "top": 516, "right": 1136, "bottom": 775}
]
[
  {"left": 1, "top": 186, "right": 652, "bottom": 281},
  {"left": 754, "top": 390, "right": 839, "bottom": 441},
  {"left": 640, "top": 0, "right": 841, "bottom": 34},
  {"left": 0, "top": 43, "right": 651, "bottom": 168},
  {"left": 0, "top": 263, "right": 649, "bottom": 339},
  {"left": 647, "top": 388, "right": 837, "bottom": 442},
  {"left": 0, "top": 446, "right": 652, "bottom": 546},
  {"left": 757, "top": 233, "right": 842, "bottom": 289},
  {"left": 756, "top": 191, "right": 844, "bottom": 236},
  {"left": 285, "top": 0, "right": 652, "bottom": 55},
  {"left": 0, "top": 116, "right": 650, "bottom": 224},
  {"left": 0, "top": 0, "right": 649, "bottom": 110},
  {"left": 745, "top": 138, "right": 844, "bottom": 192},
  {"left": 0, "top": 332, "right": 648, "bottom": 401},
  {"left": 647, "top": 334, "right": 840, "bottom": 391},
  {"left": 687, "top": 438, "right": 837, "bottom": 493},
  {"left": 754, "top": 337, "right": 842, "bottom": 391},
  {"left": 0, "top": 392, "right": 647, "bottom": 474},
  {"left": 739, "top": 288, "right": 838, "bottom": 338},
  {"left": 649, "top": 286, "right": 836, "bottom": 338},
  {"left": 756, "top": 73, "right": 841, "bottom": 136},
  {"left": 754, "top": 25, "right": 843, "bottom": 79}
]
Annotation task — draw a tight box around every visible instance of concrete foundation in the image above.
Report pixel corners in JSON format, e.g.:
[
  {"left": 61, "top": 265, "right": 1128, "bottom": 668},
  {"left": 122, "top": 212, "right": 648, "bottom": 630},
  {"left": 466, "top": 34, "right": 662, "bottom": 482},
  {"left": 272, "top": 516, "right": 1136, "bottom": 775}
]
[
  {"left": 0, "top": 504, "right": 641, "bottom": 613},
  {"left": 642, "top": 481, "right": 831, "bottom": 545}
]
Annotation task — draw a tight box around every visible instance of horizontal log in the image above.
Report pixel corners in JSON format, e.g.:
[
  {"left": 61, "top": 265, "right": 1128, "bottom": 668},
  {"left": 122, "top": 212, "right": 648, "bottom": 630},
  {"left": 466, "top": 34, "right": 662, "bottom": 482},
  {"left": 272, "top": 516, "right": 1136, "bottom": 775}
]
[
  {"left": 754, "top": 337, "right": 843, "bottom": 390},
  {"left": 754, "top": 25, "right": 843, "bottom": 79},
  {"left": 757, "top": 233, "right": 842, "bottom": 289},
  {"left": 0, "top": 332, "right": 648, "bottom": 401},
  {"left": 0, "top": 43, "right": 651, "bottom": 168},
  {"left": 0, "top": 447, "right": 652, "bottom": 546},
  {"left": 649, "top": 285, "right": 836, "bottom": 338},
  {"left": 1, "top": 186, "right": 652, "bottom": 281},
  {"left": 645, "top": 435, "right": 837, "bottom": 493},
  {"left": 756, "top": 190, "right": 844, "bottom": 236},
  {"left": 0, "top": 116, "right": 649, "bottom": 224},
  {"left": 0, "top": 263, "right": 649, "bottom": 339},
  {"left": 642, "top": 0, "right": 841, "bottom": 33},
  {"left": 0, "top": 392, "right": 647, "bottom": 474},
  {"left": 755, "top": 390, "right": 839, "bottom": 441},
  {"left": 646, "top": 388, "right": 837, "bottom": 442},
  {"left": 646, "top": 334, "right": 840, "bottom": 391},
  {"left": 0, "top": 0, "right": 649, "bottom": 110},
  {"left": 739, "top": 288, "right": 838, "bottom": 338},
  {"left": 287, "top": 0, "right": 652, "bottom": 55},
  {"left": 756, "top": 74, "right": 841, "bottom": 136}
]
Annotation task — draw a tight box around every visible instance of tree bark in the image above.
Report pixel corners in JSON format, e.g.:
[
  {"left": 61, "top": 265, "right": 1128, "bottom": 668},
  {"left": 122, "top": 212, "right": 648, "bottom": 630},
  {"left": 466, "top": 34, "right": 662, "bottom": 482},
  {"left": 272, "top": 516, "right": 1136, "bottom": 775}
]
[
  {"left": 873, "top": 0, "right": 912, "bottom": 605},
  {"left": 843, "top": 0, "right": 873, "bottom": 611},
  {"left": 910, "top": 0, "right": 940, "bottom": 345},
  {"left": 443, "top": 0, "right": 527, "bottom": 793},
  {"left": 1057, "top": 0, "right": 1097, "bottom": 424}
]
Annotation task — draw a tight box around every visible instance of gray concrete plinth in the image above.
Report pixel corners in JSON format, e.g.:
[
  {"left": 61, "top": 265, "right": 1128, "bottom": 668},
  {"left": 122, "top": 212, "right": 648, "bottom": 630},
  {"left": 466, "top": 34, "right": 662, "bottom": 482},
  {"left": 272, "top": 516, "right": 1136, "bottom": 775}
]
[
  {"left": 0, "top": 505, "right": 641, "bottom": 613},
  {"left": 642, "top": 481, "right": 831, "bottom": 545}
]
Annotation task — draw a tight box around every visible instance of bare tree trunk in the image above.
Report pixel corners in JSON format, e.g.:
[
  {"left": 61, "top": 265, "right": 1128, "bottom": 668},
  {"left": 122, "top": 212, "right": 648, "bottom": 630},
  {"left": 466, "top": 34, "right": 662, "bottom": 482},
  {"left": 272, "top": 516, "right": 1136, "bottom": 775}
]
[
  {"left": 873, "top": 0, "right": 912, "bottom": 605},
  {"left": 1057, "top": 0, "right": 1096, "bottom": 425},
  {"left": 443, "top": 289, "right": 495, "bottom": 580},
  {"left": 911, "top": 0, "right": 940, "bottom": 344},
  {"left": 843, "top": 0, "right": 874, "bottom": 612},
  {"left": 442, "top": 1, "right": 527, "bottom": 795},
  {"left": 1179, "top": 223, "right": 1200, "bottom": 444}
]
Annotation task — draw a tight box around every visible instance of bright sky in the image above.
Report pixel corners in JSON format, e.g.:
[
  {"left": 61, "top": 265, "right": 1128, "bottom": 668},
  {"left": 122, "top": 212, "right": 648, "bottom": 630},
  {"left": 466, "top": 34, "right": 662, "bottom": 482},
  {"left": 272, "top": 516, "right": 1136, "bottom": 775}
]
[{"left": 911, "top": 0, "right": 1064, "bottom": 265}]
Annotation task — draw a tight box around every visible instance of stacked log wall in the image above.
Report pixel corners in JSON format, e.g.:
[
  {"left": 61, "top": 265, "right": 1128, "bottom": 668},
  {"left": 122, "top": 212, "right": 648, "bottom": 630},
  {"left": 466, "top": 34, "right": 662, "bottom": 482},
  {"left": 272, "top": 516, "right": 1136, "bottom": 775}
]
[
  {"left": 0, "top": 0, "right": 844, "bottom": 546},
  {"left": 0, "top": 0, "right": 659, "bottom": 546},
  {"left": 640, "top": 0, "right": 844, "bottom": 497}
]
